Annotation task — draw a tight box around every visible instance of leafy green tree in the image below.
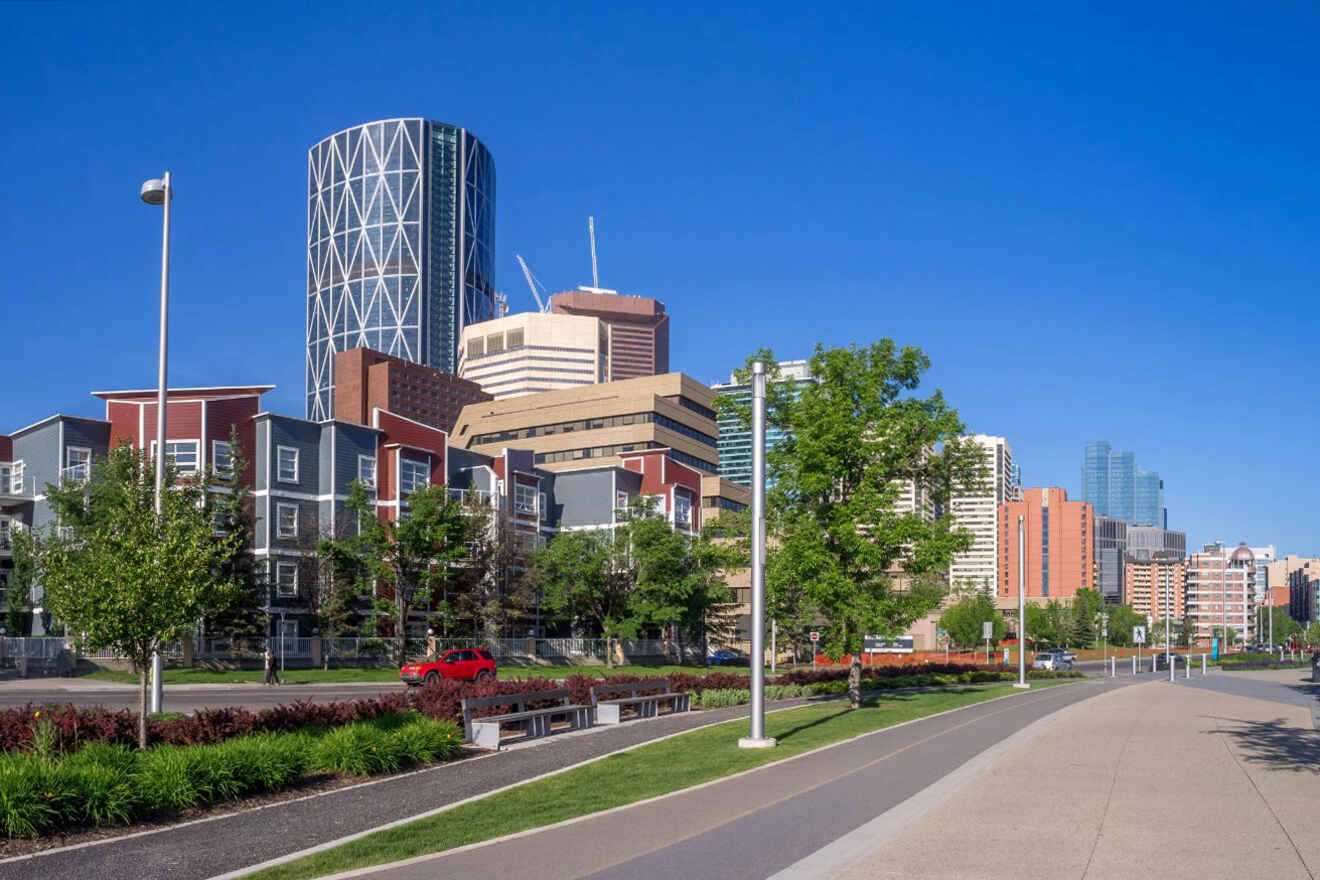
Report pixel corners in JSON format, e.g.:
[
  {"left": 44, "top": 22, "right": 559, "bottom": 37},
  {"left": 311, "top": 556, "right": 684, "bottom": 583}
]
[
  {"left": 751, "top": 342, "right": 982, "bottom": 708},
  {"left": 532, "top": 524, "right": 640, "bottom": 668},
  {"left": 1103, "top": 604, "right": 1146, "bottom": 647},
  {"left": 5, "top": 532, "right": 36, "bottom": 636},
  {"left": 1257, "top": 606, "right": 1301, "bottom": 648},
  {"left": 321, "top": 482, "right": 468, "bottom": 664},
  {"left": 446, "top": 500, "right": 538, "bottom": 642},
  {"left": 201, "top": 429, "right": 266, "bottom": 639},
  {"left": 1023, "top": 601, "right": 1072, "bottom": 648},
  {"left": 30, "top": 445, "right": 243, "bottom": 748},
  {"left": 938, "top": 592, "right": 1005, "bottom": 650},
  {"left": 1302, "top": 622, "right": 1320, "bottom": 648}
]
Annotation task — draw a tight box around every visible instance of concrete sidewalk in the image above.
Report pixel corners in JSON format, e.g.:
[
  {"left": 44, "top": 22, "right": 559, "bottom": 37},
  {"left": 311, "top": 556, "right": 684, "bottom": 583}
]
[{"left": 838, "top": 669, "right": 1320, "bottom": 880}]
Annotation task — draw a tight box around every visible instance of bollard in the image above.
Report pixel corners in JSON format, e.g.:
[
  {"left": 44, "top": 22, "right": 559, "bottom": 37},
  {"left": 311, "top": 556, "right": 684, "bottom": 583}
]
[
  {"left": 1201, "top": 653, "right": 1207, "bottom": 675},
  {"left": 1151, "top": 654, "right": 1157, "bottom": 673},
  {"left": 1132, "top": 655, "right": 1137, "bottom": 675},
  {"left": 1110, "top": 656, "right": 1116, "bottom": 677},
  {"left": 1185, "top": 657, "right": 1191, "bottom": 679}
]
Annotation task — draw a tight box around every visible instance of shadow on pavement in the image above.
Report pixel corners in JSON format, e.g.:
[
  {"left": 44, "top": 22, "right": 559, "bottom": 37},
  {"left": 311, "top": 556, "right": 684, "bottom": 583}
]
[{"left": 1205, "top": 715, "right": 1320, "bottom": 774}]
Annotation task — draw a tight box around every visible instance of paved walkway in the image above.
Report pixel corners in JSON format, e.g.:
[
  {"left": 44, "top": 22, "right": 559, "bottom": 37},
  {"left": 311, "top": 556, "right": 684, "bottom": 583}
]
[
  {"left": 833, "top": 668, "right": 1320, "bottom": 880},
  {"left": 332, "top": 677, "right": 1150, "bottom": 880}
]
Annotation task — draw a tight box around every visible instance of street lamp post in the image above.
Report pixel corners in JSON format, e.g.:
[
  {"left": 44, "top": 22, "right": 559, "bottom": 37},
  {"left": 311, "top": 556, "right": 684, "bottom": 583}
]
[
  {"left": 140, "top": 173, "right": 172, "bottom": 715},
  {"left": 1165, "top": 565, "right": 1173, "bottom": 682},
  {"left": 1014, "top": 515, "right": 1028, "bottom": 689},
  {"left": 739, "top": 362, "right": 775, "bottom": 748}
]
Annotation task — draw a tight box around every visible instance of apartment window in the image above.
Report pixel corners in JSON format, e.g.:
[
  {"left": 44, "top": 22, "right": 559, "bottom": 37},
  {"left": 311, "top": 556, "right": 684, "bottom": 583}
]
[
  {"left": 276, "top": 503, "right": 298, "bottom": 539},
  {"left": 674, "top": 494, "right": 693, "bottom": 528},
  {"left": 275, "top": 561, "right": 298, "bottom": 597},
  {"left": 212, "top": 440, "right": 234, "bottom": 480},
  {"left": 399, "top": 457, "right": 429, "bottom": 497},
  {"left": 151, "top": 440, "right": 200, "bottom": 475},
  {"left": 616, "top": 491, "right": 630, "bottom": 511},
  {"left": 277, "top": 446, "right": 299, "bottom": 483},
  {"left": 358, "top": 455, "right": 377, "bottom": 489},
  {"left": 539, "top": 492, "right": 548, "bottom": 521},
  {"left": 514, "top": 483, "right": 538, "bottom": 515},
  {"left": 64, "top": 447, "right": 91, "bottom": 484}
]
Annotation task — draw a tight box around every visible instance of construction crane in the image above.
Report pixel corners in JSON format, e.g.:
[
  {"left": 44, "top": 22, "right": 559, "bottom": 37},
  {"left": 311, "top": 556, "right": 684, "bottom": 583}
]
[
  {"left": 515, "top": 255, "right": 551, "bottom": 313},
  {"left": 588, "top": 216, "right": 599, "bottom": 289}
]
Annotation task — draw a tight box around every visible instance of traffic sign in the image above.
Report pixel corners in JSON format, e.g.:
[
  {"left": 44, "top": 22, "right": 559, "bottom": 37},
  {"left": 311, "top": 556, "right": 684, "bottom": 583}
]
[
  {"left": 982, "top": 620, "right": 994, "bottom": 640},
  {"left": 809, "top": 632, "right": 820, "bottom": 642},
  {"left": 1133, "top": 626, "right": 1146, "bottom": 645}
]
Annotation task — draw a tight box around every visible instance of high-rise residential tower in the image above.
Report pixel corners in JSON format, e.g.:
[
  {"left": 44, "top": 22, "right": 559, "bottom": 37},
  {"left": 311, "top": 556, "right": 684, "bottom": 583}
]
[
  {"left": 947, "top": 435, "right": 1017, "bottom": 595},
  {"left": 998, "top": 487, "right": 1094, "bottom": 602},
  {"left": 1187, "top": 542, "right": 1256, "bottom": 645},
  {"left": 712, "top": 360, "right": 813, "bottom": 488},
  {"left": 306, "top": 118, "right": 497, "bottom": 420}
]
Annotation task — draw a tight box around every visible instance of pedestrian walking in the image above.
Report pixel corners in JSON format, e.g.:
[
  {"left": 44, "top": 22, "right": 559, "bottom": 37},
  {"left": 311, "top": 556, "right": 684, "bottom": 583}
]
[{"left": 264, "top": 645, "right": 280, "bottom": 686}]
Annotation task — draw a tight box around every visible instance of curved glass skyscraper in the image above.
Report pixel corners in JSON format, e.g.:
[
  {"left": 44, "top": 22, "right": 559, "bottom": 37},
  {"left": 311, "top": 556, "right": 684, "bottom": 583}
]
[{"left": 306, "top": 118, "right": 496, "bottom": 420}]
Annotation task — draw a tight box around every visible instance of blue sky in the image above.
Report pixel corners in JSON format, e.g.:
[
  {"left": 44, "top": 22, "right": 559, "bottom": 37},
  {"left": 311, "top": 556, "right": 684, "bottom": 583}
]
[{"left": 2, "top": 2, "right": 1317, "bottom": 554}]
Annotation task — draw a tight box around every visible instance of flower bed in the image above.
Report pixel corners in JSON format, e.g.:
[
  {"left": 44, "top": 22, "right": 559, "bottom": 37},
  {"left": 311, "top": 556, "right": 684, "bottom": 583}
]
[{"left": 0, "top": 712, "right": 462, "bottom": 839}]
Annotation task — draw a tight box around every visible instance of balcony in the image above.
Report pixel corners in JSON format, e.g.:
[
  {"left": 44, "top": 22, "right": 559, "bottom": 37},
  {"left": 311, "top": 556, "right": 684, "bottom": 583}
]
[
  {"left": 448, "top": 488, "right": 495, "bottom": 507},
  {"left": 60, "top": 464, "right": 90, "bottom": 486}
]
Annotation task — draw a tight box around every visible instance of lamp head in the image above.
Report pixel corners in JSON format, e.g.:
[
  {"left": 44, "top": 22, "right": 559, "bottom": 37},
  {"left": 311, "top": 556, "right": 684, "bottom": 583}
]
[{"left": 140, "top": 178, "right": 169, "bottom": 205}]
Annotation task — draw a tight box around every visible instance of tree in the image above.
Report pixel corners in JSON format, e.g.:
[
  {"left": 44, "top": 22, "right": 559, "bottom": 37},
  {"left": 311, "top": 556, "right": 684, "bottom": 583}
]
[
  {"left": 446, "top": 500, "right": 537, "bottom": 642},
  {"left": 1302, "top": 622, "right": 1320, "bottom": 649},
  {"left": 532, "top": 525, "right": 640, "bottom": 667},
  {"left": 1258, "top": 606, "right": 1301, "bottom": 648},
  {"left": 6, "top": 532, "right": 36, "bottom": 636},
  {"left": 200, "top": 429, "right": 265, "bottom": 640},
  {"left": 1104, "top": 605, "right": 1146, "bottom": 647},
  {"left": 1070, "top": 588, "right": 1103, "bottom": 647},
  {"left": 755, "top": 342, "right": 983, "bottom": 708},
  {"left": 30, "top": 445, "right": 243, "bottom": 748},
  {"left": 938, "top": 592, "right": 1005, "bottom": 650},
  {"left": 1024, "top": 600, "right": 1074, "bottom": 648},
  {"left": 322, "top": 482, "right": 469, "bottom": 664}
]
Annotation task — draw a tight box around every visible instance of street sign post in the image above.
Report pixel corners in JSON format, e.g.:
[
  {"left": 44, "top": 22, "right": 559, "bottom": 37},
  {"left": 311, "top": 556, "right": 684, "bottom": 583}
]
[
  {"left": 1134, "top": 625, "right": 1146, "bottom": 667},
  {"left": 983, "top": 620, "right": 993, "bottom": 664},
  {"left": 810, "top": 631, "right": 819, "bottom": 668}
]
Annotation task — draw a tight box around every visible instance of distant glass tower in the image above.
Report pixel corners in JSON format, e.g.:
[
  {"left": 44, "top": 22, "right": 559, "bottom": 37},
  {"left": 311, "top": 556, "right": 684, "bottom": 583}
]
[
  {"left": 713, "top": 360, "right": 813, "bottom": 487},
  {"left": 305, "top": 118, "right": 496, "bottom": 420},
  {"left": 1083, "top": 441, "right": 1165, "bottom": 527}
]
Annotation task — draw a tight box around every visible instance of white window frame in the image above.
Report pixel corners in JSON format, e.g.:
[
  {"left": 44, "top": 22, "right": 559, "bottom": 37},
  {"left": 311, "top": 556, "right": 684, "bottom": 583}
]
[
  {"left": 615, "top": 491, "right": 629, "bottom": 510},
  {"left": 276, "top": 445, "right": 299, "bottom": 484},
  {"left": 275, "top": 561, "right": 298, "bottom": 597},
  {"left": 10, "top": 461, "right": 21, "bottom": 494},
  {"left": 357, "top": 454, "right": 377, "bottom": 490},
  {"left": 399, "top": 457, "right": 429, "bottom": 498},
  {"left": 212, "top": 440, "right": 234, "bottom": 480},
  {"left": 539, "top": 491, "right": 548, "bottom": 521},
  {"left": 276, "top": 503, "right": 299, "bottom": 539},
  {"left": 514, "top": 483, "right": 538, "bottom": 516},
  {"left": 150, "top": 439, "right": 200, "bottom": 475},
  {"left": 64, "top": 447, "right": 92, "bottom": 484},
  {"left": 674, "top": 493, "right": 693, "bottom": 528}
]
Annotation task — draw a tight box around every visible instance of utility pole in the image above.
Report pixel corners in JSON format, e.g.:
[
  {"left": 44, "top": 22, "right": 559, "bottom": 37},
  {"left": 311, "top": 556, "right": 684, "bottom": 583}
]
[
  {"left": 739, "top": 362, "right": 775, "bottom": 749},
  {"left": 1014, "top": 515, "right": 1028, "bottom": 689}
]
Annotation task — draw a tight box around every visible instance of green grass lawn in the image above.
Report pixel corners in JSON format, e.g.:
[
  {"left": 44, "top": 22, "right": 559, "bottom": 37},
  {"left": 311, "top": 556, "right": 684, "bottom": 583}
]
[
  {"left": 248, "top": 680, "right": 1076, "bottom": 880},
  {"left": 80, "top": 663, "right": 738, "bottom": 686}
]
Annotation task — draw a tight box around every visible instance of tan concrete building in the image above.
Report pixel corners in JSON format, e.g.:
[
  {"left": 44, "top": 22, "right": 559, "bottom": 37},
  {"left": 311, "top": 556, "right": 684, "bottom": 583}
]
[
  {"left": 1126, "top": 558, "right": 1187, "bottom": 623},
  {"left": 458, "top": 312, "right": 609, "bottom": 399},
  {"left": 451, "top": 373, "right": 719, "bottom": 475},
  {"left": 700, "top": 475, "right": 752, "bottom": 648}
]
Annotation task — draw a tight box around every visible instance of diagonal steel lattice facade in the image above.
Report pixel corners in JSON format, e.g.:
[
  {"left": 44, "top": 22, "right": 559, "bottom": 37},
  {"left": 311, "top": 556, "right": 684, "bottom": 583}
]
[{"left": 305, "top": 118, "right": 496, "bottom": 420}]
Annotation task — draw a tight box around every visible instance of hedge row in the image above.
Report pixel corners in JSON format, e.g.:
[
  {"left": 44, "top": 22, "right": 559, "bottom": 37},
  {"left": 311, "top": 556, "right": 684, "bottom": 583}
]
[
  {"left": 690, "top": 669, "right": 1084, "bottom": 708},
  {"left": 0, "top": 712, "right": 462, "bottom": 838}
]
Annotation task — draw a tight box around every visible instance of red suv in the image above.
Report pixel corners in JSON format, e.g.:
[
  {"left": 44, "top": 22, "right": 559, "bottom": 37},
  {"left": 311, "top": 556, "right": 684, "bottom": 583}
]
[{"left": 399, "top": 648, "right": 497, "bottom": 686}]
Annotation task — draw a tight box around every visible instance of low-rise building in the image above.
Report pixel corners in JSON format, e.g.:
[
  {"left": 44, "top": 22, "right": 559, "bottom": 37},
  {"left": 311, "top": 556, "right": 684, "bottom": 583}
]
[{"left": 334, "top": 347, "right": 491, "bottom": 434}]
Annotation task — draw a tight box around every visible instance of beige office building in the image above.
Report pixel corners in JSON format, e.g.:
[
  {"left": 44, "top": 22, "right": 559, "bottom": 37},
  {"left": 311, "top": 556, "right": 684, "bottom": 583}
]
[
  {"left": 451, "top": 373, "right": 720, "bottom": 475},
  {"left": 458, "top": 312, "right": 609, "bottom": 399}
]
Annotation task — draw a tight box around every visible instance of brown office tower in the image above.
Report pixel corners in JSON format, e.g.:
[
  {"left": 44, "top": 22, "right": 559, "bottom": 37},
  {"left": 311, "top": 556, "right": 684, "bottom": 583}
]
[
  {"left": 550, "top": 290, "right": 669, "bottom": 379},
  {"left": 334, "top": 347, "right": 491, "bottom": 433}
]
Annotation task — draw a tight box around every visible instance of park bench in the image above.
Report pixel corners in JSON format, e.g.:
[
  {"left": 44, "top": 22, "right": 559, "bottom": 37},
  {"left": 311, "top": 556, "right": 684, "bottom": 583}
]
[
  {"left": 461, "top": 689, "right": 592, "bottom": 750},
  {"left": 590, "top": 679, "right": 691, "bottom": 724}
]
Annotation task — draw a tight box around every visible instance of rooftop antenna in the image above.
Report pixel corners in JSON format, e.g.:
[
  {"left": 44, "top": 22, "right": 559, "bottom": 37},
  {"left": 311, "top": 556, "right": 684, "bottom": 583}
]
[
  {"left": 515, "top": 255, "right": 551, "bottom": 313},
  {"left": 588, "top": 216, "right": 599, "bottom": 289}
]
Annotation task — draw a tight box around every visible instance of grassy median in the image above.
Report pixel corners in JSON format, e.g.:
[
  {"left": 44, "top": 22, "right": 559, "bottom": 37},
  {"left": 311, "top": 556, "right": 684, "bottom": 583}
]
[{"left": 247, "top": 680, "right": 1078, "bottom": 880}]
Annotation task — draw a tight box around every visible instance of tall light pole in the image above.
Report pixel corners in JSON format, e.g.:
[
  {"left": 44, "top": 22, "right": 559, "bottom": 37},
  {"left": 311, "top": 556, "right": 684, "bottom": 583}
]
[
  {"left": 739, "top": 362, "right": 775, "bottom": 748},
  {"left": 1014, "top": 515, "right": 1028, "bottom": 689},
  {"left": 141, "top": 173, "right": 172, "bottom": 714},
  {"left": 1165, "top": 564, "right": 1173, "bottom": 682}
]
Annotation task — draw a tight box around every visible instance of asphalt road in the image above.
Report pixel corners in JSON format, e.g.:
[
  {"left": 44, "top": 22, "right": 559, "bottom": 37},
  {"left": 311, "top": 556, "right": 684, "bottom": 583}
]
[
  {"left": 349, "top": 674, "right": 1162, "bottom": 880},
  {"left": 0, "top": 681, "right": 406, "bottom": 713}
]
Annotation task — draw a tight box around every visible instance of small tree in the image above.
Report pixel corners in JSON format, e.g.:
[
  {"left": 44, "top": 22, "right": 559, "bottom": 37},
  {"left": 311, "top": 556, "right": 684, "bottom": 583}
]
[
  {"left": 325, "top": 483, "right": 468, "bottom": 664},
  {"left": 32, "top": 445, "right": 243, "bottom": 748},
  {"left": 447, "top": 499, "right": 537, "bottom": 643},
  {"left": 938, "top": 592, "right": 1005, "bottom": 650},
  {"left": 532, "top": 526, "right": 640, "bottom": 668},
  {"left": 1070, "top": 588, "right": 1103, "bottom": 647},
  {"left": 201, "top": 429, "right": 265, "bottom": 640}
]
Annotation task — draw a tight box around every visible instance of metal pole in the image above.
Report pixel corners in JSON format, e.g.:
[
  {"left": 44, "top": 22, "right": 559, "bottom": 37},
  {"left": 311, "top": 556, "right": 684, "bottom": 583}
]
[
  {"left": 739, "top": 362, "right": 774, "bottom": 748},
  {"left": 1015, "top": 515, "right": 1028, "bottom": 688},
  {"left": 770, "top": 619, "right": 776, "bottom": 675},
  {"left": 1166, "top": 568, "right": 1173, "bottom": 682},
  {"left": 150, "top": 171, "right": 171, "bottom": 715}
]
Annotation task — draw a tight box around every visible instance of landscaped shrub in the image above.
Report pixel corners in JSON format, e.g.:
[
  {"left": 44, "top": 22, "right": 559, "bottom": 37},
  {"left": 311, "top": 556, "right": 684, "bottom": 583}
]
[
  {"left": 0, "top": 713, "right": 465, "bottom": 838},
  {"left": 695, "top": 689, "right": 751, "bottom": 708}
]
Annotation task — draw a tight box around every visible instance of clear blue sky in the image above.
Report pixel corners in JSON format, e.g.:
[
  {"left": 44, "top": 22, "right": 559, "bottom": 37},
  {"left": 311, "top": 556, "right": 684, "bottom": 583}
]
[{"left": 2, "top": 2, "right": 1317, "bottom": 555}]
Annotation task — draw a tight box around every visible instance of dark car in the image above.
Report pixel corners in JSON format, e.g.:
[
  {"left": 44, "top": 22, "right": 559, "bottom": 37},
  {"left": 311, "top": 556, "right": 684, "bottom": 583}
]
[
  {"left": 1153, "top": 652, "right": 1185, "bottom": 670},
  {"left": 400, "top": 648, "right": 496, "bottom": 686}
]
